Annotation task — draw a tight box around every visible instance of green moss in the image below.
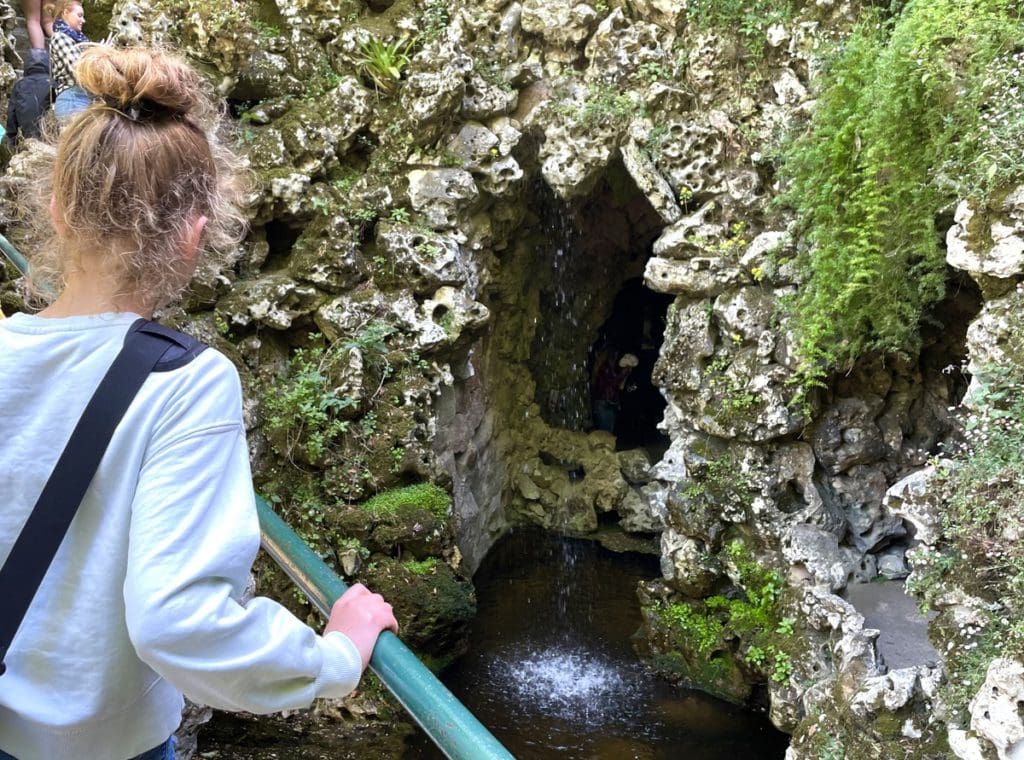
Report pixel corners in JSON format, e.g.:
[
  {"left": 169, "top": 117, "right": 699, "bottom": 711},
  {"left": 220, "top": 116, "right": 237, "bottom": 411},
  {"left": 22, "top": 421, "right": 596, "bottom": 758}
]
[
  {"left": 402, "top": 557, "right": 438, "bottom": 575},
  {"left": 362, "top": 483, "right": 451, "bottom": 521}
]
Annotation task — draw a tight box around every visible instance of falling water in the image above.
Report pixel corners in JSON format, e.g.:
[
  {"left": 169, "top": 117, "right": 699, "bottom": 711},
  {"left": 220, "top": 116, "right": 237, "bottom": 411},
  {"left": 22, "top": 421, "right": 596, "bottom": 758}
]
[{"left": 529, "top": 187, "right": 604, "bottom": 433}]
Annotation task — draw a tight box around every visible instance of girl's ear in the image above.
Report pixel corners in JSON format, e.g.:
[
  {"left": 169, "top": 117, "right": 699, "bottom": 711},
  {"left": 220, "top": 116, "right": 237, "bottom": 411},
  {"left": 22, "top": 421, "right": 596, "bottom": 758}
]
[
  {"left": 49, "top": 195, "right": 66, "bottom": 238},
  {"left": 182, "top": 215, "right": 208, "bottom": 264}
]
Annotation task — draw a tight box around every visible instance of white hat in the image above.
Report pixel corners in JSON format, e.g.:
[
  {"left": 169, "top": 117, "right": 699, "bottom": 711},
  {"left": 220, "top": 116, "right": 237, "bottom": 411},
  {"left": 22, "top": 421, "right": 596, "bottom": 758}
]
[{"left": 619, "top": 353, "right": 638, "bottom": 368}]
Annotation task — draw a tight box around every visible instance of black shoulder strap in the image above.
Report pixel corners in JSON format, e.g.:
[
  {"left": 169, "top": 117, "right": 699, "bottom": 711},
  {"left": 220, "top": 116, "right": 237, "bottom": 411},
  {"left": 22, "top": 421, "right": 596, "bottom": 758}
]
[{"left": 0, "top": 318, "right": 207, "bottom": 675}]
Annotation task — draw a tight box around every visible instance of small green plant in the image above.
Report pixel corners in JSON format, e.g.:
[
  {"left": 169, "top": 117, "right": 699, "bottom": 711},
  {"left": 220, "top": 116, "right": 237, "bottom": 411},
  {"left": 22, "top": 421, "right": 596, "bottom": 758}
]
[
  {"left": 356, "top": 35, "right": 415, "bottom": 94},
  {"left": 389, "top": 207, "right": 411, "bottom": 224},
  {"left": 362, "top": 482, "right": 451, "bottom": 521},
  {"left": 686, "top": 0, "right": 797, "bottom": 60},
  {"left": 403, "top": 557, "right": 438, "bottom": 575},
  {"left": 657, "top": 540, "right": 795, "bottom": 686},
  {"left": 419, "top": 1, "right": 450, "bottom": 42},
  {"left": 264, "top": 343, "right": 357, "bottom": 464}
]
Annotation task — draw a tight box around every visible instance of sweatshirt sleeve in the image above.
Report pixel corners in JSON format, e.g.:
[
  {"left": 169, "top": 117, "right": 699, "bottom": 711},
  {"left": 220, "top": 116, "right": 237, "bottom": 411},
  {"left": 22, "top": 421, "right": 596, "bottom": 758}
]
[{"left": 122, "top": 359, "right": 363, "bottom": 713}]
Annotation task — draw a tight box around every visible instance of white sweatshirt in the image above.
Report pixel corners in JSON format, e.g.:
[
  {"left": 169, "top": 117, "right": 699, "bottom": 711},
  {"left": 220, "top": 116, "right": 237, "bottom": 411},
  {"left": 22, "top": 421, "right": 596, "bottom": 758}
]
[{"left": 0, "top": 312, "right": 363, "bottom": 760}]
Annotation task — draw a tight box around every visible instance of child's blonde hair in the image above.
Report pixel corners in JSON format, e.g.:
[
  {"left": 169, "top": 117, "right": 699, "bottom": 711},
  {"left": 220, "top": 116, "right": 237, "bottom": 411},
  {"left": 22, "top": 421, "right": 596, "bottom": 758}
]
[{"left": 26, "top": 46, "right": 247, "bottom": 310}]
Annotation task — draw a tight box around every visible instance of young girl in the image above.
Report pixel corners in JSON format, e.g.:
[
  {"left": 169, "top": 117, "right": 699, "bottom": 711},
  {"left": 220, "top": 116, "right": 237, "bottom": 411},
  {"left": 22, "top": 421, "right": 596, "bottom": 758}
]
[
  {"left": 0, "top": 47, "right": 397, "bottom": 760},
  {"left": 47, "top": 0, "right": 93, "bottom": 121}
]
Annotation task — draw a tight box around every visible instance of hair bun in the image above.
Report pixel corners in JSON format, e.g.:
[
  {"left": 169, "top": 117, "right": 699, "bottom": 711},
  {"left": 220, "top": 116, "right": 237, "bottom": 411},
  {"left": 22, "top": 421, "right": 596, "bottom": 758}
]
[{"left": 75, "top": 47, "right": 205, "bottom": 119}]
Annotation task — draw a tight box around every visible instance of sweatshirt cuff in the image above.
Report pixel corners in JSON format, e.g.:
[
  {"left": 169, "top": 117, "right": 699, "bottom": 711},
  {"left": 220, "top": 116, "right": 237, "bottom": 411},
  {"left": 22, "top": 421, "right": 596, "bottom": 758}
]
[{"left": 314, "top": 631, "right": 363, "bottom": 699}]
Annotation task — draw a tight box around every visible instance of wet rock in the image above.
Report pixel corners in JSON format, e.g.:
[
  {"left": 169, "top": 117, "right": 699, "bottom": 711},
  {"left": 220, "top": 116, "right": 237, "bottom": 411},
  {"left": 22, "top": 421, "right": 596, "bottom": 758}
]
[
  {"left": 811, "top": 396, "right": 889, "bottom": 474},
  {"left": 618, "top": 484, "right": 666, "bottom": 533},
  {"left": 618, "top": 448, "right": 653, "bottom": 484},
  {"left": 659, "top": 528, "right": 719, "bottom": 596}
]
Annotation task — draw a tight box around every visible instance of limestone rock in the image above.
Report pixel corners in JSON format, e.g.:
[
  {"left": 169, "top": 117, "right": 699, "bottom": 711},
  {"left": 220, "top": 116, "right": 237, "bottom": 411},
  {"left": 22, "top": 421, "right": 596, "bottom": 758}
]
[
  {"left": 659, "top": 528, "right": 720, "bottom": 596},
  {"left": 962, "top": 287, "right": 1024, "bottom": 410},
  {"left": 216, "top": 272, "right": 322, "bottom": 330},
  {"left": 539, "top": 96, "right": 627, "bottom": 199},
  {"left": 618, "top": 448, "right": 653, "bottom": 484},
  {"left": 946, "top": 187, "right": 1024, "bottom": 285},
  {"left": 620, "top": 140, "right": 682, "bottom": 224},
  {"left": 422, "top": 287, "right": 491, "bottom": 352},
  {"left": 811, "top": 396, "right": 889, "bottom": 474},
  {"left": 644, "top": 254, "right": 746, "bottom": 297},
  {"left": 376, "top": 224, "right": 468, "bottom": 295},
  {"left": 884, "top": 465, "right": 945, "bottom": 546},
  {"left": 782, "top": 523, "right": 847, "bottom": 591},
  {"left": 970, "top": 658, "right": 1024, "bottom": 760},
  {"left": 521, "top": 0, "right": 599, "bottom": 62},
  {"left": 647, "top": 118, "right": 726, "bottom": 201},
  {"left": 584, "top": 11, "right": 668, "bottom": 84},
  {"left": 618, "top": 484, "right": 666, "bottom": 533},
  {"left": 290, "top": 214, "right": 367, "bottom": 293},
  {"left": 407, "top": 169, "right": 480, "bottom": 230}
]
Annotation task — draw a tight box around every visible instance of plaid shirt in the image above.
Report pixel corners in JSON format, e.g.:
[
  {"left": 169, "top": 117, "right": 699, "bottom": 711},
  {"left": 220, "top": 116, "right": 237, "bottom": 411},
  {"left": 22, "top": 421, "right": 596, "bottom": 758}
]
[{"left": 49, "top": 31, "right": 83, "bottom": 96}]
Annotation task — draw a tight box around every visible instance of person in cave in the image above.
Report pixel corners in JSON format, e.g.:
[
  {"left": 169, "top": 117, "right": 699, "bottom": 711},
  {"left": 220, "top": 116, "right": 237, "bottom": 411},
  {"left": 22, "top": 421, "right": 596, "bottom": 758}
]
[
  {"left": 0, "top": 47, "right": 397, "bottom": 760},
  {"left": 591, "top": 346, "right": 638, "bottom": 434}
]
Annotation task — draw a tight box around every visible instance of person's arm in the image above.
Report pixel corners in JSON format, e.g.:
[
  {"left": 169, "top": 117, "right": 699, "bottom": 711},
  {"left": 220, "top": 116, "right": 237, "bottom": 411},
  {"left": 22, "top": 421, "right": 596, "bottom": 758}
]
[{"left": 123, "top": 357, "right": 394, "bottom": 713}]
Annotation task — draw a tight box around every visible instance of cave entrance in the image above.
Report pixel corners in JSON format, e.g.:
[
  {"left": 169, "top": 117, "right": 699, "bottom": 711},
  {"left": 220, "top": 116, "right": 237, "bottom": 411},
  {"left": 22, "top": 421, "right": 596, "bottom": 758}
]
[
  {"left": 590, "top": 279, "right": 673, "bottom": 453},
  {"left": 526, "top": 160, "right": 671, "bottom": 455}
]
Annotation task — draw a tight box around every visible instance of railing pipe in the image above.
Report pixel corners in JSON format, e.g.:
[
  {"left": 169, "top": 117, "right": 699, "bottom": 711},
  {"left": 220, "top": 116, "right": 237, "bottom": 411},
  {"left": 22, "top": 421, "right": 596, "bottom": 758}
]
[
  {"left": 258, "top": 498, "right": 514, "bottom": 760},
  {"left": 1, "top": 234, "right": 515, "bottom": 760}
]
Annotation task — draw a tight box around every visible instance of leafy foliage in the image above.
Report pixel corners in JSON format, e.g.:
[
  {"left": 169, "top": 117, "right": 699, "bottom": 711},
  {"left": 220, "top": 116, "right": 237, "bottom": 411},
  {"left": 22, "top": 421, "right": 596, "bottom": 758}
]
[
  {"left": 264, "top": 343, "right": 357, "bottom": 465},
  {"left": 778, "top": 0, "right": 1024, "bottom": 395},
  {"left": 658, "top": 540, "right": 795, "bottom": 684},
  {"left": 356, "top": 35, "right": 415, "bottom": 94}
]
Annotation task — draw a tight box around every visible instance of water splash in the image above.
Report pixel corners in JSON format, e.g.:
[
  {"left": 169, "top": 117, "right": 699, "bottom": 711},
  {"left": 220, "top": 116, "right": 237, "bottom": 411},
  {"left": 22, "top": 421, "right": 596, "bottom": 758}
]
[{"left": 486, "top": 644, "right": 642, "bottom": 727}]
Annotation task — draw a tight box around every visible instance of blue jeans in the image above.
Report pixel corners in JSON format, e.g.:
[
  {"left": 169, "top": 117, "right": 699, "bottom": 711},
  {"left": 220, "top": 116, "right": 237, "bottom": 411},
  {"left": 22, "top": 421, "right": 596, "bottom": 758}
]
[
  {"left": 0, "top": 735, "right": 173, "bottom": 760},
  {"left": 53, "top": 86, "right": 93, "bottom": 122}
]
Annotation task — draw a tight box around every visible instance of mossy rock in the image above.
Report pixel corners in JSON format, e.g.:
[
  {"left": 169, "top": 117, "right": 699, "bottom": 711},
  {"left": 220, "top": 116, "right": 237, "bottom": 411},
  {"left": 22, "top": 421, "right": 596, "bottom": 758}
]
[
  {"left": 327, "top": 484, "right": 453, "bottom": 559},
  {"left": 358, "top": 555, "right": 475, "bottom": 661}
]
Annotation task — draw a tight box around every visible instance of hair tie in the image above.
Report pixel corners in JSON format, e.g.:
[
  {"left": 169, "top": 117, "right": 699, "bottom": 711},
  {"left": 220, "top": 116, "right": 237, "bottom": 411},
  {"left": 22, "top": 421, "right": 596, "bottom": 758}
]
[{"left": 101, "top": 96, "right": 168, "bottom": 123}]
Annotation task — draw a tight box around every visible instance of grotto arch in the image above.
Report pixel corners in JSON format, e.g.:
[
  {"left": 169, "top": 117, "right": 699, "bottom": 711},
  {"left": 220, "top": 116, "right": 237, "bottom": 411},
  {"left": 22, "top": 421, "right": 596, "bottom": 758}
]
[{"left": 524, "top": 163, "right": 670, "bottom": 443}]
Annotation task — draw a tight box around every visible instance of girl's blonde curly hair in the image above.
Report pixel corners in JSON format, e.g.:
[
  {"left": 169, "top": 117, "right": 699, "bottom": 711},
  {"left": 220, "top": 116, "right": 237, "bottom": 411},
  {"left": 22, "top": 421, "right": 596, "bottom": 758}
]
[{"left": 24, "top": 46, "right": 248, "bottom": 311}]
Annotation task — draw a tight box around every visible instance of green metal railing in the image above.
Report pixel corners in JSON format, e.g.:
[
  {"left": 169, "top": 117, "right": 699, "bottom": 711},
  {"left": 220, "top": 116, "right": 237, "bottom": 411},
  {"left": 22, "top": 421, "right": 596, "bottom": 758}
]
[{"left": 1, "top": 234, "right": 514, "bottom": 760}]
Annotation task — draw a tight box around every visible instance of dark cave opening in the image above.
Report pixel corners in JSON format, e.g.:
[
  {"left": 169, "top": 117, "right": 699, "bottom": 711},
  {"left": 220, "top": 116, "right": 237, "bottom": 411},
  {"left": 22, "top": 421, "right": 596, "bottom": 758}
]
[{"left": 589, "top": 278, "right": 674, "bottom": 452}]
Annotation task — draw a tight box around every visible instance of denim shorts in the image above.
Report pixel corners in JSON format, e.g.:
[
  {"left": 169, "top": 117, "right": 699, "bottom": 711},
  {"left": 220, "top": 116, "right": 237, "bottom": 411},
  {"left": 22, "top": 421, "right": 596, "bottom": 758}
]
[
  {"left": 53, "top": 85, "right": 93, "bottom": 122},
  {"left": 0, "top": 735, "right": 174, "bottom": 760}
]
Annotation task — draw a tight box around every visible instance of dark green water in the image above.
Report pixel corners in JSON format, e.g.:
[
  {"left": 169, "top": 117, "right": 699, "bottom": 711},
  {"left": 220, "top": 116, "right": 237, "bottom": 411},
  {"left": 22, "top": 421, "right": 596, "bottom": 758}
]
[{"left": 404, "top": 530, "right": 789, "bottom": 760}]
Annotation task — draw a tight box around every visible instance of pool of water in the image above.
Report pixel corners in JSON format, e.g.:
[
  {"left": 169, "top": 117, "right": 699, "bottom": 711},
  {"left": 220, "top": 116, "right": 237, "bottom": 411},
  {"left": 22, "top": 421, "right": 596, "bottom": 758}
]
[{"left": 404, "top": 529, "right": 789, "bottom": 760}]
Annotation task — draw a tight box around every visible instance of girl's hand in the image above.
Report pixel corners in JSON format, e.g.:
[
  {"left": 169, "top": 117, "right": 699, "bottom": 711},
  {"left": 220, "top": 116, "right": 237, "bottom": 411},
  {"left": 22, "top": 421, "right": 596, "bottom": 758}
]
[{"left": 324, "top": 583, "right": 398, "bottom": 670}]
